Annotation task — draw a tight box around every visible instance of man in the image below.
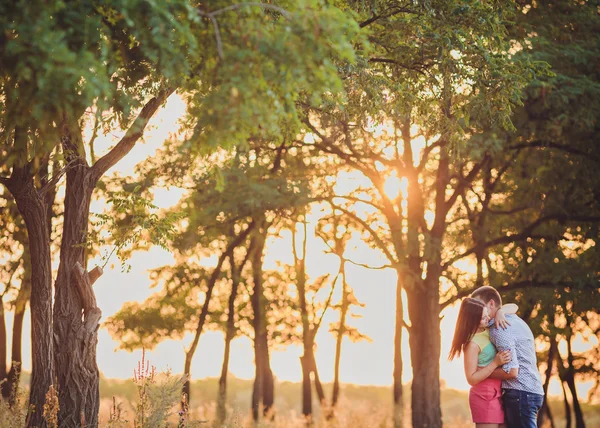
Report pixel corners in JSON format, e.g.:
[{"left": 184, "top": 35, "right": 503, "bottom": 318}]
[{"left": 472, "top": 286, "right": 544, "bottom": 428}]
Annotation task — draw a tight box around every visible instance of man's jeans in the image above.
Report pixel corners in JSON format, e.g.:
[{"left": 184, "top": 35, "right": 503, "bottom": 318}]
[{"left": 503, "top": 389, "right": 544, "bottom": 428}]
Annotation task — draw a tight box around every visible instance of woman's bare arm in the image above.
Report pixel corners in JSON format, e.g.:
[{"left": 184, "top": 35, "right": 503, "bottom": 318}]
[
  {"left": 464, "top": 341, "right": 511, "bottom": 386},
  {"left": 495, "top": 303, "right": 519, "bottom": 329}
]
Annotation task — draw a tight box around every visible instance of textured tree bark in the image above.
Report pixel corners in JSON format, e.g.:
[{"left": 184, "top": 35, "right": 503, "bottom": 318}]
[
  {"left": 6, "top": 166, "right": 54, "bottom": 428},
  {"left": 406, "top": 275, "right": 442, "bottom": 428},
  {"left": 52, "top": 155, "right": 102, "bottom": 427}
]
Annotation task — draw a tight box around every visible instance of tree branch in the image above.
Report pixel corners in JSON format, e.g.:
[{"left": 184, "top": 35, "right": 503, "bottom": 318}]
[
  {"left": 441, "top": 212, "right": 597, "bottom": 270},
  {"left": 328, "top": 200, "right": 398, "bottom": 265},
  {"left": 198, "top": 3, "right": 292, "bottom": 59},
  {"left": 445, "top": 154, "right": 490, "bottom": 212},
  {"left": 90, "top": 87, "right": 175, "bottom": 183},
  {"left": 508, "top": 141, "right": 600, "bottom": 164},
  {"left": 313, "top": 270, "right": 341, "bottom": 335},
  {"left": 359, "top": 7, "right": 418, "bottom": 28},
  {"left": 368, "top": 58, "right": 428, "bottom": 75},
  {"left": 38, "top": 158, "right": 81, "bottom": 197},
  {"left": 440, "top": 279, "right": 599, "bottom": 310},
  {"left": 442, "top": 232, "right": 563, "bottom": 270}
]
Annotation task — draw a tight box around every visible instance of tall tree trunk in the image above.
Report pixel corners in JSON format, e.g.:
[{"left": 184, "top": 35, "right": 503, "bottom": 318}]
[
  {"left": 0, "top": 257, "right": 23, "bottom": 396},
  {"left": 565, "top": 339, "right": 585, "bottom": 428},
  {"left": 0, "top": 303, "right": 6, "bottom": 382},
  {"left": 6, "top": 163, "right": 54, "bottom": 428},
  {"left": 404, "top": 139, "right": 449, "bottom": 428},
  {"left": 250, "top": 221, "right": 269, "bottom": 422},
  {"left": 2, "top": 268, "right": 31, "bottom": 403},
  {"left": 330, "top": 260, "right": 349, "bottom": 414},
  {"left": 311, "top": 351, "right": 325, "bottom": 405},
  {"left": 393, "top": 272, "right": 404, "bottom": 427},
  {"left": 261, "top": 345, "right": 275, "bottom": 417},
  {"left": 538, "top": 337, "right": 557, "bottom": 428},
  {"left": 561, "top": 379, "right": 572, "bottom": 428},
  {"left": 217, "top": 251, "right": 242, "bottom": 425},
  {"left": 182, "top": 349, "right": 194, "bottom": 410},
  {"left": 296, "top": 219, "right": 313, "bottom": 420},
  {"left": 182, "top": 231, "right": 248, "bottom": 410},
  {"left": 52, "top": 152, "right": 103, "bottom": 427},
  {"left": 406, "top": 275, "right": 443, "bottom": 428},
  {"left": 300, "top": 353, "right": 313, "bottom": 420}
]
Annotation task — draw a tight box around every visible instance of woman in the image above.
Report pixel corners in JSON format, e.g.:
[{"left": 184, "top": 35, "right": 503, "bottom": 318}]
[{"left": 449, "top": 297, "right": 517, "bottom": 428}]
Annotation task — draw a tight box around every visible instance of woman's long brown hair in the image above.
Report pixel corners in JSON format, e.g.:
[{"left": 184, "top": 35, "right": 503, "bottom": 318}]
[{"left": 448, "top": 298, "right": 486, "bottom": 360}]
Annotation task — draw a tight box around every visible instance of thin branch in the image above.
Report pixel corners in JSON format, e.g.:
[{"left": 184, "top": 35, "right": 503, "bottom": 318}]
[
  {"left": 186, "top": 223, "right": 256, "bottom": 356},
  {"left": 368, "top": 58, "right": 428, "bottom": 75},
  {"left": 198, "top": 3, "right": 292, "bottom": 59},
  {"left": 445, "top": 154, "right": 490, "bottom": 211},
  {"left": 313, "top": 270, "right": 341, "bottom": 335},
  {"left": 208, "top": 15, "right": 223, "bottom": 59},
  {"left": 327, "top": 201, "right": 397, "bottom": 265},
  {"left": 319, "top": 236, "right": 393, "bottom": 270},
  {"left": 1, "top": 259, "right": 22, "bottom": 298},
  {"left": 89, "top": 114, "right": 100, "bottom": 163},
  {"left": 204, "top": 3, "right": 292, "bottom": 19},
  {"left": 347, "top": 258, "right": 394, "bottom": 270},
  {"left": 486, "top": 205, "right": 535, "bottom": 216},
  {"left": 315, "top": 194, "right": 385, "bottom": 212},
  {"left": 38, "top": 158, "right": 81, "bottom": 197},
  {"left": 416, "top": 137, "right": 443, "bottom": 172}
]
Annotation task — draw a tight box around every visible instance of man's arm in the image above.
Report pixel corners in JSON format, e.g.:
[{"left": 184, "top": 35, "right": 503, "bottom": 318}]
[
  {"left": 501, "top": 303, "right": 518, "bottom": 315},
  {"left": 489, "top": 366, "right": 518, "bottom": 380},
  {"left": 490, "top": 326, "right": 520, "bottom": 375}
]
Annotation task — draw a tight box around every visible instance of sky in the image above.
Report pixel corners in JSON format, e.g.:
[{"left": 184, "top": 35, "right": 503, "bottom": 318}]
[{"left": 3, "top": 94, "right": 597, "bottom": 404}]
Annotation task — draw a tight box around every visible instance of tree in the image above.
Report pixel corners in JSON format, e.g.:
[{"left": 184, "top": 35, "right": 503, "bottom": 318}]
[
  {"left": 0, "top": 191, "right": 30, "bottom": 402},
  {"left": 0, "top": 1, "right": 358, "bottom": 425},
  {"left": 298, "top": 1, "right": 533, "bottom": 425},
  {"left": 439, "top": 2, "right": 600, "bottom": 426},
  {"left": 281, "top": 213, "right": 337, "bottom": 420},
  {"left": 315, "top": 211, "right": 369, "bottom": 414}
]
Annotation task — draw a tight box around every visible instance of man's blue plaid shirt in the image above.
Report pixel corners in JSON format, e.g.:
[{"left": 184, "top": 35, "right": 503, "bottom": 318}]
[{"left": 489, "top": 314, "right": 544, "bottom": 395}]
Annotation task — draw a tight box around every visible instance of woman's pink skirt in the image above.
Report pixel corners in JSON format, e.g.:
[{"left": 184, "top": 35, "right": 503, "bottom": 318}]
[{"left": 469, "top": 377, "right": 505, "bottom": 424}]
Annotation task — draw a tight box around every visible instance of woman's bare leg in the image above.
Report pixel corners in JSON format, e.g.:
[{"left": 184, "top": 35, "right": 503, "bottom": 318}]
[{"left": 476, "top": 424, "right": 500, "bottom": 428}]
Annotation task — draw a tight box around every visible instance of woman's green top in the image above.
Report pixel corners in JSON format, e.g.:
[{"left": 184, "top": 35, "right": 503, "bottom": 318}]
[{"left": 471, "top": 329, "right": 496, "bottom": 367}]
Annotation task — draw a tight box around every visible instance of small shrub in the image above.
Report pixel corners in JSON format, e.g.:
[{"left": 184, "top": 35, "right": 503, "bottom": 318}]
[
  {"left": 0, "top": 366, "right": 29, "bottom": 428},
  {"left": 42, "top": 385, "right": 59, "bottom": 428}
]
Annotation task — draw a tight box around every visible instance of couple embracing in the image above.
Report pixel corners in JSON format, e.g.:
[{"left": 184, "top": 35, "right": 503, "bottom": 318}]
[{"left": 449, "top": 286, "right": 544, "bottom": 428}]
